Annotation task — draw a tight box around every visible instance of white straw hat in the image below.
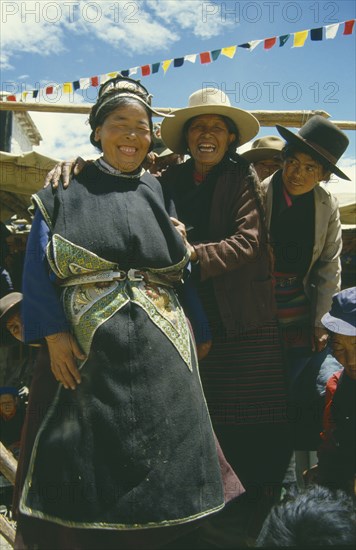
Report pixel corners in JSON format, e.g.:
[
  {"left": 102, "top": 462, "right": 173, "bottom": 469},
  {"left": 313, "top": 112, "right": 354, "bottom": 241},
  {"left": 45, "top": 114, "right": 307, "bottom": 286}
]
[{"left": 161, "top": 87, "right": 259, "bottom": 154}]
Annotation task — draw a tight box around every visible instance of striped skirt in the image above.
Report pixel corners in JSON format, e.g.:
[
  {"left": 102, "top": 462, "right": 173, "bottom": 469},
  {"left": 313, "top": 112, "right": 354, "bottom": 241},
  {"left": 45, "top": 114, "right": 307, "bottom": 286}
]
[
  {"left": 197, "top": 281, "right": 288, "bottom": 426},
  {"left": 274, "top": 271, "right": 311, "bottom": 349}
]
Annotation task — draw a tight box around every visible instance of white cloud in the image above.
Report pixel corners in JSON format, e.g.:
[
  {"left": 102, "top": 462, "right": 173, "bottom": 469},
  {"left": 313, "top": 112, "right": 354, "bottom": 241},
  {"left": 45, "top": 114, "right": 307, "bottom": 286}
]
[
  {"left": 324, "top": 158, "right": 356, "bottom": 206},
  {"left": 32, "top": 111, "right": 98, "bottom": 161},
  {"left": 0, "top": 0, "right": 180, "bottom": 70},
  {"left": 0, "top": 1, "right": 67, "bottom": 69},
  {"left": 71, "top": 0, "right": 179, "bottom": 54},
  {"left": 1, "top": 1, "right": 232, "bottom": 70},
  {"left": 30, "top": 92, "right": 98, "bottom": 160},
  {"left": 0, "top": 51, "right": 12, "bottom": 70},
  {"left": 147, "top": 0, "right": 235, "bottom": 39}
]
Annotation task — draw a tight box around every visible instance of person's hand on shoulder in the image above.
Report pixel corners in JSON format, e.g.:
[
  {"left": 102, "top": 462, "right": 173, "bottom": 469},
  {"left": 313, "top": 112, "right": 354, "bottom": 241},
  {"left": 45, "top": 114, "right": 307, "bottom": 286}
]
[{"left": 44, "top": 157, "right": 89, "bottom": 189}]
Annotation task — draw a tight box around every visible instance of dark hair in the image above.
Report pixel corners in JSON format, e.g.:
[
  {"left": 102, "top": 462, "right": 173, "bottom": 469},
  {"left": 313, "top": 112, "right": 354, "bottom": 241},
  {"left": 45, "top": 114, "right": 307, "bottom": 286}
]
[
  {"left": 256, "top": 485, "right": 356, "bottom": 548},
  {"left": 183, "top": 114, "right": 240, "bottom": 155},
  {"left": 282, "top": 144, "right": 332, "bottom": 175},
  {"left": 89, "top": 95, "right": 154, "bottom": 152}
]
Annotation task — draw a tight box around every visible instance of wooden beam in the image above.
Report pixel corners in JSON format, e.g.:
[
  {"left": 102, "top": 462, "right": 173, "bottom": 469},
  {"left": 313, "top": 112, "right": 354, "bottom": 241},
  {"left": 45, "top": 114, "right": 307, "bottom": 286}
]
[
  {"left": 249, "top": 110, "right": 331, "bottom": 128},
  {"left": 0, "top": 442, "right": 17, "bottom": 486},
  {"left": 0, "top": 514, "right": 16, "bottom": 547},
  {"left": 1, "top": 100, "right": 354, "bottom": 129},
  {"left": 0, "top": 191, "right": 32, "bottom": 222},
  {"left": 2, "top": 100, "right": 351, "bottom": 129},
  {"left": 0, "top": 101, "right": 93, "bottom": 115},
  {"left": 327, "top": 121, "right": 356, "bottom": 131}
]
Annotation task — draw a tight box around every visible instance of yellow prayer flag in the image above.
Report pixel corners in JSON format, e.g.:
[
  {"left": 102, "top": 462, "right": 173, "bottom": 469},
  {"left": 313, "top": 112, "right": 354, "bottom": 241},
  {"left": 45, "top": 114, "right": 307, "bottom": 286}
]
[
  {"left": 63, "top": 82, "right": 73, "bottom": 94},
  {"left": 293, "top": 30, "right": 308, "bottom": 47},
  {"left": 221, "top": 46, "right": 237, "bottom": 58},
  {"left": 107, "top": 72, "right": 118, "bottom": 78},
  {"left": 162, "top": 60, "right": 172, "bottom": 74}
]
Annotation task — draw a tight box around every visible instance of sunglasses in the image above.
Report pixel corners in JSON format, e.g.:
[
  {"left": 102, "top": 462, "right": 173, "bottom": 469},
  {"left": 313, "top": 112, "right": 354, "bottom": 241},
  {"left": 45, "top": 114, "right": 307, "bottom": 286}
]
[{"left": 98, "top": 76, "right": 152, "bottom": 105}]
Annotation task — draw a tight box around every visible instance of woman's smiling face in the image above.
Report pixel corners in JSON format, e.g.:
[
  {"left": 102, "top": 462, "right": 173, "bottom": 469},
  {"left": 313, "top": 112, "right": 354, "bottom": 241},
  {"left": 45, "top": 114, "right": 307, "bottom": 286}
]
[
  {"left": 94, "top": 102, "right": 151, "bottom": 173},
  {"left": 186, "top": 114, "right": 236, "bottom": 174}
]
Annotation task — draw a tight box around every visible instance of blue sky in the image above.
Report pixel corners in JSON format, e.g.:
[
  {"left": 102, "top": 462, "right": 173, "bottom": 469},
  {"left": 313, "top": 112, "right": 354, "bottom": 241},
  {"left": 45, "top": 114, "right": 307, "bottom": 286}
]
[{"left": 1, "top": 0, "right": 355, "bottom": 198}]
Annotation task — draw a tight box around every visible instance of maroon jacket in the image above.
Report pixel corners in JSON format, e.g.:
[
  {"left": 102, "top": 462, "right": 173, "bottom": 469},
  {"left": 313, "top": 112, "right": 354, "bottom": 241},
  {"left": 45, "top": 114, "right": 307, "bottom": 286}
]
[
  {"left": 161, "top": 156, "right": 276, "bottom": 333},
  {"left": 317, "top": 369, "right": 355, "bottom": 494}
]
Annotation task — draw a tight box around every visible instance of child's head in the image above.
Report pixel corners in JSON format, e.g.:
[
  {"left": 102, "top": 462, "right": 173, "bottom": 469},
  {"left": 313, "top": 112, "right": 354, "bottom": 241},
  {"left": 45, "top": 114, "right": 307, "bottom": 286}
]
[
  {"left": 0, "top": 387, "right": 18, "bottom": 419},
  {"left": 0, "top": 292, "right": 23, "bottom": 343},
  {"left": 256, "top": 485, "right": 356, "bottom": 548},
  {"left": 321, "top": 287, "right": 356, "bottom": 379}
]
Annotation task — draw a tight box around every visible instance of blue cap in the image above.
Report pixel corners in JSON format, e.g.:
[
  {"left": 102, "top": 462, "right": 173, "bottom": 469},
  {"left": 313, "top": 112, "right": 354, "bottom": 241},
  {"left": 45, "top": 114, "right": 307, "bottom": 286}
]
[
  {"left": 0, "top": 386, "right": 18, "bottom": 396},
  {"left": 321, "top": 287, "right": 356, "bottom": 336}
]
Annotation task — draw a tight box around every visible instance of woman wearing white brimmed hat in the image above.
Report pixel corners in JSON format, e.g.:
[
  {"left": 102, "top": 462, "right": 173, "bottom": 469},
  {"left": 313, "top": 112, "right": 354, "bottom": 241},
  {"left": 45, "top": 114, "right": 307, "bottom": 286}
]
[{"left": 159, "top": 88, "right": 293, "bottom": 545}]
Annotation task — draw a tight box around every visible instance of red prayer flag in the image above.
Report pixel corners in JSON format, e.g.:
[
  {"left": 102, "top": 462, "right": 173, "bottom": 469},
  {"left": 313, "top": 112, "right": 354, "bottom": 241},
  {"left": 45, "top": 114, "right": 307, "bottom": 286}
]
[
  {"left": 46, "top": 86, "right": 54, "bottom": 95},
  {"left": 199, "top": 52, "right": 212, "bottom": 64},
  {"left": 90, "top": 76, "right": 99, "bottom": 87},
  {"left": 141, "top": 65, "right": 151, "bottom": 77},
  {"left": 264, "top": 37, "right": 277, "bottom": 49},
  {"left": 6, "top": 95, "right": 16, "bottom": 101},
  {"left": 343, "top": 20, "right": 355, "bottom": 35}
]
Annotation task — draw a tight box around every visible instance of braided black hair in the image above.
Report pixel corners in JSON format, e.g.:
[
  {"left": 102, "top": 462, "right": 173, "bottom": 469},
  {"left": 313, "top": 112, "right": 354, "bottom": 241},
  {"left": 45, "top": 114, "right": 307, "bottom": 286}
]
[{"left": 89, "top": 95, "right": 154, "bottom": 152}]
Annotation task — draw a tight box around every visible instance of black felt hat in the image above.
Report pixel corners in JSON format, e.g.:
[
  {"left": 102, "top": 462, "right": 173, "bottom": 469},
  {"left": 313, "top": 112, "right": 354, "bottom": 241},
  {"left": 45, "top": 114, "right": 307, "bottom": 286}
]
[{"left": 276, "top": 115, "right": 350, "bottom": 180}]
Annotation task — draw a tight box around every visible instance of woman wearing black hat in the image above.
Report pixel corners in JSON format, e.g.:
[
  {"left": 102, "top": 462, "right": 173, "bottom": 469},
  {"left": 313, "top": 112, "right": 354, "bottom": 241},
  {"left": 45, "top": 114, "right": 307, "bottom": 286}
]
[
  {"left": 15, "top": 77, "right": 241, "bottom": 550},
  {"left": 262, "top": 115, "right": 350, "bottom": 449}
]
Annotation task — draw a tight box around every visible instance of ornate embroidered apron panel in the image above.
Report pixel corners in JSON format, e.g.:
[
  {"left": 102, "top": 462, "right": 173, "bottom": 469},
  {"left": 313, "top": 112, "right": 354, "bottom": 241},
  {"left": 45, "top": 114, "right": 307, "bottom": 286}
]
[{"left": 45, "top": 234, "right": 193, "bottom": 371}]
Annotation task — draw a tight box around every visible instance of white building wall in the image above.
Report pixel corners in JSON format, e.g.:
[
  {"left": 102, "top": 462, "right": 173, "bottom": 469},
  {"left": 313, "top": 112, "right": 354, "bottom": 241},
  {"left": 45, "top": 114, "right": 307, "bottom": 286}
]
[{"left": 11, "top": 115, "right": 34, "bottom": 153}]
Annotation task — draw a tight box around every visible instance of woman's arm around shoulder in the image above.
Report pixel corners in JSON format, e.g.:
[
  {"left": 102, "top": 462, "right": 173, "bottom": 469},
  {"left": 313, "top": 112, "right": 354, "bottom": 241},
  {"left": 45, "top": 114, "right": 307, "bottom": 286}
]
[{"left": 194, "top": 166, "right": 266, "bottom": 280}]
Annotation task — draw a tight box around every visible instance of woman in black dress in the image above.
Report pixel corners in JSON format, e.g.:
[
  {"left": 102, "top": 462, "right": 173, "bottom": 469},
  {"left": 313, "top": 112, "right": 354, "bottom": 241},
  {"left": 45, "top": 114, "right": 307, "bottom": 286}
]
[
  {"left": 42, "top": 86, "right": 292, "bottom": 547},
  {"left": 15, "top": 77, "right": 241, "bottom": 550}
]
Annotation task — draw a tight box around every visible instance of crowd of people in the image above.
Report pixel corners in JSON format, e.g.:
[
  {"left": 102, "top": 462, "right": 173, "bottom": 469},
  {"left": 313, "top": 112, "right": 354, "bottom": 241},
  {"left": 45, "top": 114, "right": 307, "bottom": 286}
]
[{"left": 0, "top": 77, "right": 354, "bottom": 549}]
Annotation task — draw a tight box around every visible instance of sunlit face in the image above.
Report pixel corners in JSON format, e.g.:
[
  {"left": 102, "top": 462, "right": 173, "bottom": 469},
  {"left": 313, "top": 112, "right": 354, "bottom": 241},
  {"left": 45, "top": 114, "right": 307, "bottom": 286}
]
[
  {"left": 331, "top": 333, "right": 356, "bottom": 380},
  {"left": 5, "top": 311, "right": 23, "bottom": 342},
  {"left": 282, "top": 151, "right": 329, "bottom": 196},
  {"left": 254, "top": 159, "right": 282, "bottom": 180},
  {"left": 186, "top": 115, "right": 236, "bottom": 175},
  {"left": 94, "top": 103, "right": 151, "bottom": 173},
  {"left": 0, "top": 394, "right": 17, "bottom": 419}
]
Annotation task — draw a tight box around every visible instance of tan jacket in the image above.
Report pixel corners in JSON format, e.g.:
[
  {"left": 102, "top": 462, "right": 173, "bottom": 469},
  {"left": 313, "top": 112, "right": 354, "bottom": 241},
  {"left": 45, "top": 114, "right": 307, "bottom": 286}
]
[{"left": 263, "top": 173, "right": 342, "bottom": 327}]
